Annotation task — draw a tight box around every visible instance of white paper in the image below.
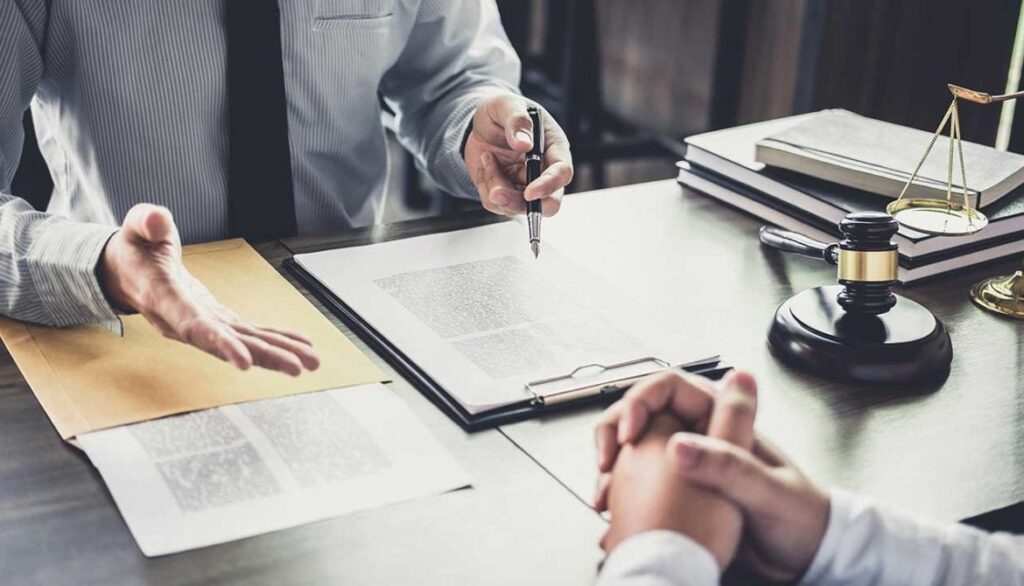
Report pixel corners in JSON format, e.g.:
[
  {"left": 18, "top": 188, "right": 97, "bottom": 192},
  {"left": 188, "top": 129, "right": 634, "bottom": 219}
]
[
  {"left": 294, "top": 222, "right": 688, "bottom": 413},
  {"left": 78, "top": 383, "right": 471, "bottom": 556}
]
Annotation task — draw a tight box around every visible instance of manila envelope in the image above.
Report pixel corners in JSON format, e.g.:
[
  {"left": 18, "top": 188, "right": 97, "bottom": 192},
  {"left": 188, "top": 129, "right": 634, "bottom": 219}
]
[{"left": 0, "top": 239, "right": 386, "bottom": 440}]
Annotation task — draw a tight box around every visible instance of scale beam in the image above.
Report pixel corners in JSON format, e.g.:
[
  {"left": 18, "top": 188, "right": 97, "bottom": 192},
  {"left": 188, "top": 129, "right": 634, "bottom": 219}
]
[{"left": 948, "top": 83, "right": 1024, "bottom": 104}]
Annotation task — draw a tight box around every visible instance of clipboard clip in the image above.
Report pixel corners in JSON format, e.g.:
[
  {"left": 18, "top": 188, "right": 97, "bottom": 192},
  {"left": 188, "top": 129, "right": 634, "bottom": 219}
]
[{"left": 526, "top": 356, "right": 718, "bottom": 407}]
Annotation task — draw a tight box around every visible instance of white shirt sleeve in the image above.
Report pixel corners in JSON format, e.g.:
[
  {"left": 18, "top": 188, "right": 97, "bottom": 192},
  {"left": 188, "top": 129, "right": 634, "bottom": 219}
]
[
  {"left": 597, "top": 530, "right": 720, "bottom": 586},
  {"left": 800, "top": 489, "right": 1024, "bottom": 586},
  {"left": 0, "top": 1, "right": 121, "bottom": 330},
  {"left": 379, "top": 0, "right": 521, "bottom": 201}
]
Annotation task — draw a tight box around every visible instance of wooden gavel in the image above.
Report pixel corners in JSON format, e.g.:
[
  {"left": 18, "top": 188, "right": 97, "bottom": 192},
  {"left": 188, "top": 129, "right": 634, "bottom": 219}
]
[{"left": 759, "top": 212, "right": 900, "bottom": 315}]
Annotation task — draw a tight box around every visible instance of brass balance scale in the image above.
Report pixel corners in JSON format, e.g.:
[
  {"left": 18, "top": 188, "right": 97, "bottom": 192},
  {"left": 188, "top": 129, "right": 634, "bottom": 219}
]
[{"left": 887, "top": 83, "right": 1024, "bottom": 318}]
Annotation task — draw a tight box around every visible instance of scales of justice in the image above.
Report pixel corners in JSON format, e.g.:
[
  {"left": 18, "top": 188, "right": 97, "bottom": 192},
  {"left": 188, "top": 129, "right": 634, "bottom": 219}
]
[
  {"left": 890, "top": 83, "right": 1024, "bottom": 318},
  {"left": 761, "top": 83, "right": 1024, "bottom": 385}
]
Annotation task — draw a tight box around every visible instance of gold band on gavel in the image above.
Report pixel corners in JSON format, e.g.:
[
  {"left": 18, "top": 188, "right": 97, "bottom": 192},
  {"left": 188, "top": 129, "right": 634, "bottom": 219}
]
[{"left": 837, "top": 249, "right": 898, "bottom": 282}]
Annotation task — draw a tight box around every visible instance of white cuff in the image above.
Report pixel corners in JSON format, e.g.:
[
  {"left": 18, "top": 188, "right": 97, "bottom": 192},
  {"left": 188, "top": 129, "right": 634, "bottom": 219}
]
[
  {"left": 799, "top": 489, "right": 925, "bottom": 586},
  {"left": 799, "top": 490, "right": 853, "bottom": 585},
  {"left": 25, "top": 219, "right": 122, "bottom": 332},
  {"left": 598, "top": 530, "right": 720, "bottom": 586}
]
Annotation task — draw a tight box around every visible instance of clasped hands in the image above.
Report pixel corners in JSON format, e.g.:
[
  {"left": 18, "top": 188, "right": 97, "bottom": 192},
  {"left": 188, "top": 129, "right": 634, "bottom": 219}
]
[{"left": 594, "top": 371, "right": 831, "bottom": 582}]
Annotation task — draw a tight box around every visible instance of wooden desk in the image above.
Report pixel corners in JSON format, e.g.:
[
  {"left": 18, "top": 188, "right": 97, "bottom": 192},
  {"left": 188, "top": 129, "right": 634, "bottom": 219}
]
[{"left": 1, "top": 179, "right": 1021, "bottom": 584}]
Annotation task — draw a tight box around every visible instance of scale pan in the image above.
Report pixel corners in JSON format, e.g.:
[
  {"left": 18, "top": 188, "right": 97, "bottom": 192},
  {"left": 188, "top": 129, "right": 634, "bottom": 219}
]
[{"left": 886, "top": 198, "right": 988, "bottom": 236}]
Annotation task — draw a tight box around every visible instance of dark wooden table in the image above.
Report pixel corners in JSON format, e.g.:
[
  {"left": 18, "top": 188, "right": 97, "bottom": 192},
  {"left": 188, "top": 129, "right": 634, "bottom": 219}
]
[{"left": 2, "top": 180, "right": 1022, "bottom": 585}]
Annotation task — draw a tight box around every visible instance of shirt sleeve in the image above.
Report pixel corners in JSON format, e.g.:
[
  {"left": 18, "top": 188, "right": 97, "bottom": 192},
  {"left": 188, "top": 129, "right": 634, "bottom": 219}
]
[
  {"left": 597, "top": 530, "right": 721, "bottom": 586},
  {"left": 378, "top": 0, "right": 521, "bottom": 200},
  {"left": 800, "top": 489, "right": 1024, "bottom": 586},
  {"left": 0, "top": 0, "right": 121, "bottom": 330}
]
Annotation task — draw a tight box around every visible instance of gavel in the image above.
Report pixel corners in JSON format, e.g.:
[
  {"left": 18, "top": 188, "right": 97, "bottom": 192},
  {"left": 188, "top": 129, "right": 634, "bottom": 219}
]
[
  {"left": 758, "top": 211, "right": 952, "bottom": 385},
  {"left": 759, "top": 212, "right": 899, "bottom": 315}
]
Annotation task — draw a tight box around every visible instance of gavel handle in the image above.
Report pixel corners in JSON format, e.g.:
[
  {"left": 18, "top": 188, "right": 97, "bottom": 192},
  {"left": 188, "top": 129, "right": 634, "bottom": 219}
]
[{"left": 759, "top": 226, "right": 839, "bottom": 265}]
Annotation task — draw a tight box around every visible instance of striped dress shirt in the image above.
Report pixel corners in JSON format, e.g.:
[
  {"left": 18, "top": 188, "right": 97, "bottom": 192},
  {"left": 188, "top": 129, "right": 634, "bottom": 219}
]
[{"left": 0, "top": 0, "right": 520, "bottom": 328}]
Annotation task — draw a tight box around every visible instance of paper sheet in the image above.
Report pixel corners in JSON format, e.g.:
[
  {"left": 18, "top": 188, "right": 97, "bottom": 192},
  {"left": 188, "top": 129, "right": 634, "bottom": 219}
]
[
  {"left": 78, "top": 383, "right": 470, "bottom": 556},
  {"left": 295, "top": 222, "right": 685, "bottom": 412},
  {"left": 0, "top": 239, "right": 386, "bottom": 439}
]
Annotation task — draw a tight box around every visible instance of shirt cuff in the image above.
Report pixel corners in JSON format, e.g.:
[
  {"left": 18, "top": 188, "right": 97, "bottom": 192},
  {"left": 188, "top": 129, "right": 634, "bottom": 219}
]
[
  {"left": 598, "top": 530, "right": 720, "bottom": 586},
  {"left": 25, "top": 219, "right": 123, "bottom": 333},
  {"left": 798, "top": 490, "right": 850, "bottom": 585}
]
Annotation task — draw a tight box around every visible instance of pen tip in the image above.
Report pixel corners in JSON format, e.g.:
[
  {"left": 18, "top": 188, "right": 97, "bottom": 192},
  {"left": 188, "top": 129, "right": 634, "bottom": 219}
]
[{"left": 531, "top": 242, "right": 540, "bottom": 258}]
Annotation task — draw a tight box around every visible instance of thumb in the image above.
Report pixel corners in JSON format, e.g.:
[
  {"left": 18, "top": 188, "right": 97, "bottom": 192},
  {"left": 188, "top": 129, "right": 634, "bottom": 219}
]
[
  {"left": 477, "top": 95, "right": 534, "bottom": 152},
  {"left": 668, "top": 432, "right": 780, "bottom": 514},
  {"left": 123, "top": 204, "right": 178, "bottom": 244}
]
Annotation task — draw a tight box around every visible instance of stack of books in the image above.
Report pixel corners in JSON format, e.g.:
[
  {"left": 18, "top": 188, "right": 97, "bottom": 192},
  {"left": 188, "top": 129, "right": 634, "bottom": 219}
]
[{"left": 677, "top": 110, "right": 1024, "bottom": 283}]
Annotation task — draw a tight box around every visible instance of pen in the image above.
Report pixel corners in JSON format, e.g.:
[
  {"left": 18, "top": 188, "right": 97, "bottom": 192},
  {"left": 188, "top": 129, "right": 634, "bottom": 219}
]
[{"left": 526, "top": 106, "right": 544, "bottom": 258}]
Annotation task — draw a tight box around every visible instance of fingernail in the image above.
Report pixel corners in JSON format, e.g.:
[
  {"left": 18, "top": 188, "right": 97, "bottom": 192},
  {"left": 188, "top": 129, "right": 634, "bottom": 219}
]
[
  {"left": 516, "top": 130, "right": 533, "bottom": 145},
  {"left": 725, "top": 371, "right": 757, "bottom": 395},
  {"left": 491, "top": 190, "right": 509, "bottom": 206},
  {"left": 675, "top": 439, "right": 701, "bottom": 469}
]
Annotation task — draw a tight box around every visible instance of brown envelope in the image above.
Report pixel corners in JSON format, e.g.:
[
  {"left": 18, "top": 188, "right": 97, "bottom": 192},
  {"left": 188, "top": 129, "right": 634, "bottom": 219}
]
[{"left": 0, "top": 239, "right": 387, "bottom": 439}]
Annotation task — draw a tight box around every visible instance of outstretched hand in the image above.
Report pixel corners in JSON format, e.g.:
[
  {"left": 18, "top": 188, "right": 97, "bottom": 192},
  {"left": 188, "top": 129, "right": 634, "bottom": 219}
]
[{"left": 99, "top": 204, "right": 320, "bottom": 376}]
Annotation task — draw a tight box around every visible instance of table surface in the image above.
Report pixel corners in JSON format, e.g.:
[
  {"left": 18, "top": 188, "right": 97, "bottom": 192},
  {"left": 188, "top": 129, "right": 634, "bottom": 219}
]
[{"left": 2, "top": 180, "right": 1022, "bottom": 585}]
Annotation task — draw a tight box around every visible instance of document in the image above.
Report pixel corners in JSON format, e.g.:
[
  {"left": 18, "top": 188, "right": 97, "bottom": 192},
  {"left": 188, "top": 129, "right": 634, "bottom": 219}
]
[
  {"left": 295, "top": 222, "right": 687, "bottom": 412},
  {"left": 78, "top": 383, "right": 470, "bottom": 556},
  {"left": 0, "top": 239, "right": 386, "bottom": 439}
]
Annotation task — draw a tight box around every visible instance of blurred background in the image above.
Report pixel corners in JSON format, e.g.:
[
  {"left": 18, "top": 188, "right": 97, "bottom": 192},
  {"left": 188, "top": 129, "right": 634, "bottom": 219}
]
[
  {"left": 12, "top": 0, "right": 1024, "bottom": 224},
  {"left": 385, "top": 0, "right": 1024, "bottom": 221}
]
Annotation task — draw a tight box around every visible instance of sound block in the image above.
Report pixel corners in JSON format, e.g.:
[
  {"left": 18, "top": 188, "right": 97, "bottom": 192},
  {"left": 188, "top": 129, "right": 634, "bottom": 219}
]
[{"left": 767, "top": 286, "right": 952, "bottom": 384}]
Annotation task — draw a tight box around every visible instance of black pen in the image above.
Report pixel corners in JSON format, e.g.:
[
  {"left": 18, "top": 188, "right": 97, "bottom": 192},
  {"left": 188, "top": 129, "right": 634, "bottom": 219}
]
[{"left": 526, "top": 106, "right": 544, "bottom": 258}]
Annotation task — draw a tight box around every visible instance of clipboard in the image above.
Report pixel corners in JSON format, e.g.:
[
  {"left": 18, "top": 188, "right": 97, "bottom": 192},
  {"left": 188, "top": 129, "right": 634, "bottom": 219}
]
[{"left": 285, "top": 258, "right": 730, "bottom": 431}]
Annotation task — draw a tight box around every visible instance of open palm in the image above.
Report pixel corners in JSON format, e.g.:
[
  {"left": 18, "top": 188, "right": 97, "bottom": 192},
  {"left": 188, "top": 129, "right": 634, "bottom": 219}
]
[{"left": 99, "top": 204, "right": 319, "bottom": 376}]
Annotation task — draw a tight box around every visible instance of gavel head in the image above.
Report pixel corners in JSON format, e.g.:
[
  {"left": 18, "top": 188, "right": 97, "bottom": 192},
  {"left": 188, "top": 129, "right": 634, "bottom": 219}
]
[{"left": 836, "top": 212, "right": 899, "bottom": 315}]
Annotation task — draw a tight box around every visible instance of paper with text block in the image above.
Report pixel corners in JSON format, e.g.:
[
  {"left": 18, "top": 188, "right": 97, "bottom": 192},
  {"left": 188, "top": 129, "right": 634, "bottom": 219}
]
[
  {"left": 294, "top": 222, "right": 689, "bottom": 413},
  {"left": 78, "top": 383, "right": 470, "bottom": 556}
]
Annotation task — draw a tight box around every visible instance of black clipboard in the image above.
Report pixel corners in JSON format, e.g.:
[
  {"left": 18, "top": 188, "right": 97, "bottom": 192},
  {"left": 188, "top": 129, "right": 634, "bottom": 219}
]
[{"left": 285, "top": 257, "right": 730, "bottom": 431}]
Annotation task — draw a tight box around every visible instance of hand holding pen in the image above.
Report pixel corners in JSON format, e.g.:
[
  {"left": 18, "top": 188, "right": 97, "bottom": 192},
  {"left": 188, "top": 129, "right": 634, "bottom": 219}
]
[{"left": 463, "top": 97, "right": 574, "bottom": 224}]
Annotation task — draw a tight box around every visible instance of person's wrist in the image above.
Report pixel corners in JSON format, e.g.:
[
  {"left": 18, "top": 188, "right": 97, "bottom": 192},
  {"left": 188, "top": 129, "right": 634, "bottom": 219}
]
[
  {"left": 791, "top": 485, "right": 832, "bottom": 579},
  {"left": 676, "top": 495, "right": 742, "bottom": 569},
  {"left": 97, "top": 233, "right": 136, "bottom": 313}
]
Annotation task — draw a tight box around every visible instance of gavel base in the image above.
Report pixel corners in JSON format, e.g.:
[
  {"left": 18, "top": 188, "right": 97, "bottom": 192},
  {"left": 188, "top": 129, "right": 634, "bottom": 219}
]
[{"left": 767, "top": 286, "right": 952, "bottom": 386}]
